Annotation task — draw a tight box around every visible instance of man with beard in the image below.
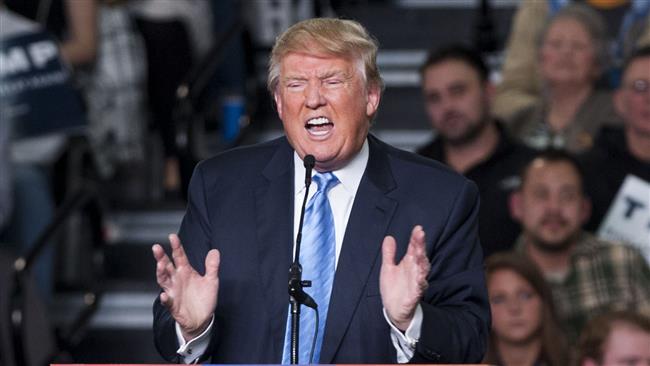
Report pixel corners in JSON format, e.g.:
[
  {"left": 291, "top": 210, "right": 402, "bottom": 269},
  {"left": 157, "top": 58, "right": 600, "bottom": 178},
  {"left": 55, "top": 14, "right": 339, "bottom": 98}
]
[
  {"left": 509, "top": 149, "right": 650, "bottom": 343},
  {"left": 417, "top": 45, "right": 535, "bottom": 257}
]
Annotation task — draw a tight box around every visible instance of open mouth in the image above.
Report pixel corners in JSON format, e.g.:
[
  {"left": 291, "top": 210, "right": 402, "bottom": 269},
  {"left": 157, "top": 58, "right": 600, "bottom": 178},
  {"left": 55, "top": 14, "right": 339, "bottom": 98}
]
[{"left": 305, "top": 117, "right": 334, "bottom": 136}]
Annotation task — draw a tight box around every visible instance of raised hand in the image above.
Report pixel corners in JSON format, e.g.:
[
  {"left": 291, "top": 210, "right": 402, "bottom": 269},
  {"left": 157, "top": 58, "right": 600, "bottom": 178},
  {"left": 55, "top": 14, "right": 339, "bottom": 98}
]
[
  {"left": 380, "top": 225, "right": 431, "bottom": 331},
  {"left": 152, "top": 234, "right": 220, "bottom": 340}
]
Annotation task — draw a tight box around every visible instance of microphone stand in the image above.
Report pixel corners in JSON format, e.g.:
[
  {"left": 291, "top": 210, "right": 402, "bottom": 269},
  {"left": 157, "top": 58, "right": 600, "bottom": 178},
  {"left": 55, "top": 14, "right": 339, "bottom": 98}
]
[{"left": 288, "top": 155, "right": 317, "bottom": 364}]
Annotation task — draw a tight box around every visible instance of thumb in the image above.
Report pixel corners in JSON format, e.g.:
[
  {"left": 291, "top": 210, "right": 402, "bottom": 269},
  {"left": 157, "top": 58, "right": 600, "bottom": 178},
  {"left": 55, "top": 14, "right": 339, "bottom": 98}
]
[
  {"left": 204, "top": 249, "right": 221, "bottom": 280},
  {"left": 382, "top": 236, "right": 397, "bottom": 267}
]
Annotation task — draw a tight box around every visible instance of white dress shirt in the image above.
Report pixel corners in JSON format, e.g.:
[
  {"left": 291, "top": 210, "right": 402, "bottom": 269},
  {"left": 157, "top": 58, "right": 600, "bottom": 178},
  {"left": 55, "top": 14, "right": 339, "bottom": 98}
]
[{"left": 175, "top": 140, "right": 422, "bottom": 363}]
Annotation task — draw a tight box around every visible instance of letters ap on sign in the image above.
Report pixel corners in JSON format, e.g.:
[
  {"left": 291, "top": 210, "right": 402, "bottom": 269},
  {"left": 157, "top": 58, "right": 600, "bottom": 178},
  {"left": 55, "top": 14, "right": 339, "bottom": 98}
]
[
  {"left": 598, "top": 175, "right": 650, "bottom": 265},
  {"left": 0, "top": 31, "right": 86, "bottom": 138}
]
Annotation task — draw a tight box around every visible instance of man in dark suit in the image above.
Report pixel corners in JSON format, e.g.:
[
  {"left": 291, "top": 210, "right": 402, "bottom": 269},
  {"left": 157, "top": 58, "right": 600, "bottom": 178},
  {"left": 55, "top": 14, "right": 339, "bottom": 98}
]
[{"left": 152, "top": 18, "right": 489, "bottom": 364}]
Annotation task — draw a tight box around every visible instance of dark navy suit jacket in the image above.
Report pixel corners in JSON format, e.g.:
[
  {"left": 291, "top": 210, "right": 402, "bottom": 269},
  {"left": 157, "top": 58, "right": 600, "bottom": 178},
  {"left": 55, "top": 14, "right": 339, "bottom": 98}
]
[{"left": 153, "top": 135, "right": 490, "bottom": 363}]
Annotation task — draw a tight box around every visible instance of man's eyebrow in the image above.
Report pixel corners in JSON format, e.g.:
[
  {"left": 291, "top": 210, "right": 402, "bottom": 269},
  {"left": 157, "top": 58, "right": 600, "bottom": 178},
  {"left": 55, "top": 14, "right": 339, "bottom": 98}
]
[
  {"left": 319, "top": 70, "right": 351, "bottom": 79},
  {"left": 281, "top": 76, "right": 307, "bottom": 84}
]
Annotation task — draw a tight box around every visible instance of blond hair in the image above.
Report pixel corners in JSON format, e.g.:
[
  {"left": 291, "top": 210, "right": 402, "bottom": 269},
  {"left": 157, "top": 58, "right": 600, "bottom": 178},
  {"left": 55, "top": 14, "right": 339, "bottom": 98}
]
[{"left": 267, "top": 18, "right": 384, "bottom": 94}]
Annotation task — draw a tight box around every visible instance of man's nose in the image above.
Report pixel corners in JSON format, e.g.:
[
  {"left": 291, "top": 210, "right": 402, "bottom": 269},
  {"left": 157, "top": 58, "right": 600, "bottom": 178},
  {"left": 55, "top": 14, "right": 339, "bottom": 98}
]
[
  {"left": 305, "top": 83, "right": 326, "bottom": 109},
  {"left": 544, "top": 194, "right": 563, "bottom": 213}
]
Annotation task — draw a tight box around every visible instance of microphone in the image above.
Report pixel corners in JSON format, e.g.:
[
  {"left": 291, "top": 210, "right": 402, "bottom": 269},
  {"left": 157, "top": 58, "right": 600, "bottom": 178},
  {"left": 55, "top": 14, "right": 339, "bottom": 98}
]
[
  {"left": 288, "top": 154, "right": 317, "bottom": 309},
  {"left": 288, "top": 154, "right": 319, "bottom": 364}
]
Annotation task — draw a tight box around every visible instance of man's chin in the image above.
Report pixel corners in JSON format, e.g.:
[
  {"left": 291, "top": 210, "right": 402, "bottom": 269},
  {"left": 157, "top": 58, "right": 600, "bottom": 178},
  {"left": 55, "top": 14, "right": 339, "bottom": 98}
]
[
  {"left": 536, "top": 242, "right": 571, "bottom": 253},
  {"left": 531, "top": 233, "right": 575, "bottom": 253}
]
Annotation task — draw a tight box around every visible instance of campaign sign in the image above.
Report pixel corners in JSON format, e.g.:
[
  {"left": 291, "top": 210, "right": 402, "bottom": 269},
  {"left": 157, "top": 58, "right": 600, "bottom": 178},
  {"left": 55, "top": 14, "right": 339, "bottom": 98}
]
[
  {"left": 0, "top": 31, "right": 86, "bottom": 138},
  {"left": 598, "top": 175, "right": 650, "bottom": 264}
]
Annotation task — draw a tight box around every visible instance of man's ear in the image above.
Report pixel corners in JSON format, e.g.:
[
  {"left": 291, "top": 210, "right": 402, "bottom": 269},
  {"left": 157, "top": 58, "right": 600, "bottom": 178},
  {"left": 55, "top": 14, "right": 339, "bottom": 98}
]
[
  {"left": 509, "top": 191, "right": 524, "bottom": 222},
  {"left": 581, "top": 358, "right": 599, "bottom": 366},
  {"left": 274, "top": 91, "right": 283, "bottom": 120},
  {"left": 366, "top": 84, "right": 381, "bottom": 117}
]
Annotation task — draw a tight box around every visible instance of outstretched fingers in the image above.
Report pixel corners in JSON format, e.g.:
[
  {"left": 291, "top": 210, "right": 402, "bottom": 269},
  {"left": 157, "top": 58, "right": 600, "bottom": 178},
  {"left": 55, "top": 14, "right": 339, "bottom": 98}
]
[
  {"left": 153, "top": 244, "right": 173, "bottom": 287},
  {"left": 406, "top": 225, "right": 426, "bottom": 258},
  {"left": 408, "top": 226, "right": 430, "bottom": 291},
  {"left": 381, "top": 235, "right": 398, "bottom": 268},
  {"left": 204, "top": 249, "right": 221, "bottom": 281},
  {"left": 169, "top": 234, "right": 190, "bottom": 268}
]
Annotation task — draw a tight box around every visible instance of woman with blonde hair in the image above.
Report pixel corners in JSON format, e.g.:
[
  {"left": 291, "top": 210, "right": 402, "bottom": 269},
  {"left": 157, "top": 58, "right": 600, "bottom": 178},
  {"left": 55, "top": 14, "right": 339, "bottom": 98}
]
[{"left": 507, "top": 3, "right": 622, "bottom": 153}]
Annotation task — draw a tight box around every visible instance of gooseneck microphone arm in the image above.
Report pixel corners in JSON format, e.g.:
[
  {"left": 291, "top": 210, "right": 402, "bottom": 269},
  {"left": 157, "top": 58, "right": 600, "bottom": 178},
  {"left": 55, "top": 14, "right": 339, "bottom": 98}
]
[{"left": 288, "top": 154, "right": 317, "bottom": 364}]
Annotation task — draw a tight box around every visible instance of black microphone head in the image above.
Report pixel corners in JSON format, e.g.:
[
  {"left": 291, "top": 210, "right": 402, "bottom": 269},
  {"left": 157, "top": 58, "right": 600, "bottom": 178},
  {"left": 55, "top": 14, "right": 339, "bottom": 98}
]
[{"left": 303, "top": 155, "right": 315, "bottom": 169}]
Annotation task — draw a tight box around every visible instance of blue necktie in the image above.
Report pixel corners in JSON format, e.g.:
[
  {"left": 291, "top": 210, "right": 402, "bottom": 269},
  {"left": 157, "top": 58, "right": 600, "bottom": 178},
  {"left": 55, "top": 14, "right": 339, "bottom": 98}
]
[{"left": 282, "top": 172, "right": 339, "bottom": 364}]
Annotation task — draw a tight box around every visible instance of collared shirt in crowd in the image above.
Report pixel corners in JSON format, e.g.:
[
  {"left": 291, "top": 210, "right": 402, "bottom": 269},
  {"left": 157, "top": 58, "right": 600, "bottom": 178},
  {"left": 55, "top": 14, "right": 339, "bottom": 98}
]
[{"left": 516, "top": 232, "right": 650, "bottom": 343}]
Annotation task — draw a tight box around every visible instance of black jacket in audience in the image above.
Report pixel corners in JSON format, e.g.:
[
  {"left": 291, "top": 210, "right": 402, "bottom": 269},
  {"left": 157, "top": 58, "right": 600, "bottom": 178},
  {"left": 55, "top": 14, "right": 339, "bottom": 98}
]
[
  {"left": 417, "top": 122, "right": 536, "bottom": 257},
  {"left": 580, "top": 126, "right": 650, "bottom": 231}
]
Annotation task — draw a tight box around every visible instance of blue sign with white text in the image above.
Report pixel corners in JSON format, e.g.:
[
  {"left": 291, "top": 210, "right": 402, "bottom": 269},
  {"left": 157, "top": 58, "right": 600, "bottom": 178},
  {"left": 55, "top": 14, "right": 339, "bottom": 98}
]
[{"left": 0, "top": 31, "right": 86, "bottom": 138}]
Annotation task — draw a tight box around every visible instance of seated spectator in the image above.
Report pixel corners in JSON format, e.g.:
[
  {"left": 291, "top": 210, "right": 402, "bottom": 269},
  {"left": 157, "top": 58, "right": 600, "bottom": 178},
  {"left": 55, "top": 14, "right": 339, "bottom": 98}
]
[
  {"left": 509, "top": 149, "right": 650, "bottom": 342},
  {"left": 507, "top": 4, "right": 622, "bottom": 153},
  {"left": 416, "top": 44, "right": 535, "bottom": 257},
  {"left": 130, "top": 0, "right": 214, "bottom": 199},
  {"left": 577, "top": 310, "right": 650, "bottom": 366},
  {"left": 484, "top": 252, "right": 568, "bottom": 366},
  {"left": 494, "top": 0, "right": 650, "bottom": 121},
  {"left": 0, "top": 1, "right": 57, "bottom": 301},
  {"left": 581, "top": 46, "right": 650, "bottom": 231}
]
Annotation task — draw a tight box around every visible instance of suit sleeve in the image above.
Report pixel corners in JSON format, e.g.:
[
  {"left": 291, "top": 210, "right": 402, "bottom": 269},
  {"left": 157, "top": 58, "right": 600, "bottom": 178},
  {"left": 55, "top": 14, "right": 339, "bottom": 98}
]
[
  {"left": 153, "top": 162, "right": 218, "bottom": 362},
  {"left": 411, "top": 180, "right": 490, "bottom": 363}
]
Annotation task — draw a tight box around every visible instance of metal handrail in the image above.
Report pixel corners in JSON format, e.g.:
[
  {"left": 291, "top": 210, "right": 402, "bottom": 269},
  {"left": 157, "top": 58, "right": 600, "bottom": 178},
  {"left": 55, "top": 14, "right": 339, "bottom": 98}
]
[{"left": 9, "top": 183, "right": 105, "bottom": 366}]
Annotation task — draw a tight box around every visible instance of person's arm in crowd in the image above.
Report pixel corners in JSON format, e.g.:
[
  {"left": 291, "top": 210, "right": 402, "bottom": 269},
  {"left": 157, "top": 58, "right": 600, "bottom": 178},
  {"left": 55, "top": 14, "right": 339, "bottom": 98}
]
[
  {"left": 493, "top": 0, "right": 547, "bottom": 121},
  {"left": 59, "top": 0, "right": 97, "bottom": 66}
]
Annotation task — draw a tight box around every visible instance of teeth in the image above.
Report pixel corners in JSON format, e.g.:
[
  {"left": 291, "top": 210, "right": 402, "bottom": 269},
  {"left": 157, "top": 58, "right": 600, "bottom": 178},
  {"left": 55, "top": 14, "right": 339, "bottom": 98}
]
[
  {"left": 309, "top": 129, "right": 329, "bottom": 136},
  {"left": 307, "top": 117, "right": 331, "bottom": 126}
]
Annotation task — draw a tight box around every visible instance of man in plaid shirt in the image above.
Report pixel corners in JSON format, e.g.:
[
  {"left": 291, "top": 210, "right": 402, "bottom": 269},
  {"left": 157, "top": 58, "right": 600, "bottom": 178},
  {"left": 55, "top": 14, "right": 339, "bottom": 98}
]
[{"left": 509, "top": 149, "right": 650, "bottom": 343}]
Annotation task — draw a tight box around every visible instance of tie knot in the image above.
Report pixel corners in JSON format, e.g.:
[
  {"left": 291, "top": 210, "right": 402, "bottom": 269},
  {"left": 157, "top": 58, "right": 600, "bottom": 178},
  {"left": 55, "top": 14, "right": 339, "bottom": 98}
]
[{"left": 312, "top": 172, "right": 339, "bottom": 193}]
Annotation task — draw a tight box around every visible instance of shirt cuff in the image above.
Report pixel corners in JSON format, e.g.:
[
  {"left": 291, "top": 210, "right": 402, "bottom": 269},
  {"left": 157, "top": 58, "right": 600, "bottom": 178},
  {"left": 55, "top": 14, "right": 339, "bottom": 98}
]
[
  {"left": 383, "top": 304, "right": 423, "bottom": 363},
  {"left": 175, "top": 315, "right": 214, "bottom": 364}
]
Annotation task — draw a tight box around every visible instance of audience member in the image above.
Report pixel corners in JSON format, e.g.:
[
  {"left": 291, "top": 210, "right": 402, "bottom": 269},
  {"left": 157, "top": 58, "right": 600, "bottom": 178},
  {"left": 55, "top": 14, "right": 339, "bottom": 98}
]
[
  {"left": 509, "top": 149, "right": 650, "bottom": 342},
  {"left": 581, "top": 46, "right": 650, "bottom": 231},
  {"left": 577, "top": 310, "right": 650, "bottom": 366},
  {"left": 130, "top": 0, "right": 214, "bottom": 199},
  {"left": 494, "top": 0, "right": 650, "bottom": 120},
  {"left": 507, "top": 4, "right": 622, "bottom": 153},
  {"left": 484, "top": 252, "right": 569, "bottom": 366},
  {"left": 0, "top": 1, "right": 57, "bottom": 301},
  {"left": 416, "top": 45, "right": 535, "bottom": 257},
  {"left": 83, "top": 0, "right": 146, "bottom": 179},
  {"left": 4, "top": 0, "right": 98, "bottom": 66}
]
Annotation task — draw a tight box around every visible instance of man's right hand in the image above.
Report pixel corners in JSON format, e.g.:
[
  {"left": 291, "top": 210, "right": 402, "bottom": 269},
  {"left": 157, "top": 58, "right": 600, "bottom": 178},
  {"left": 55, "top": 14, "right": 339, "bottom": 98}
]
[{"left": 152, "top": 234, "right": 220, "bottom": 341}]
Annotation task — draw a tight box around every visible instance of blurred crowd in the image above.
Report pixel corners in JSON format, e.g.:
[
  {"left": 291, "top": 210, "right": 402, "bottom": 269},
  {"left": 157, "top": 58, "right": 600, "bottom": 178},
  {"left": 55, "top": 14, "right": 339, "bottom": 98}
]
[
  {"left": 416, "top": 1, "right": 650, "bottom": 364},
  {"left": 1, "top": 0, "right": 649, "bottom": 365}
]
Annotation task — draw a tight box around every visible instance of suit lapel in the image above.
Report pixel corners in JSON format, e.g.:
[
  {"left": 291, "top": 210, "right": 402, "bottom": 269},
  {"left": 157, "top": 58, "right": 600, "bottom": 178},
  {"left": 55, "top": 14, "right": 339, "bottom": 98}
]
[
  {"left": 320, "top": 136, "right": 398, "bottom": 362},
  {"left": 254, "top": 139, "right": 295, "bottom": 360}
]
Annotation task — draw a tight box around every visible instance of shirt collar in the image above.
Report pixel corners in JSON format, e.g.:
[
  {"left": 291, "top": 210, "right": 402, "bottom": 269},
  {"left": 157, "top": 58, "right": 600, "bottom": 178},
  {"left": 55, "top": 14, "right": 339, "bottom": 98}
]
[{"left": 293, "top": 139, "right": 369, "bottom": 196}]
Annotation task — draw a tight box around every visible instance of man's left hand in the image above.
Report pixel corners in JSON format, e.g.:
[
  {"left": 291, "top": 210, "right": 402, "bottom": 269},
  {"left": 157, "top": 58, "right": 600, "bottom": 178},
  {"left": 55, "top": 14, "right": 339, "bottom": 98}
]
[{"left": 380, "top": 225, "right": 430, "bottom": 331}]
